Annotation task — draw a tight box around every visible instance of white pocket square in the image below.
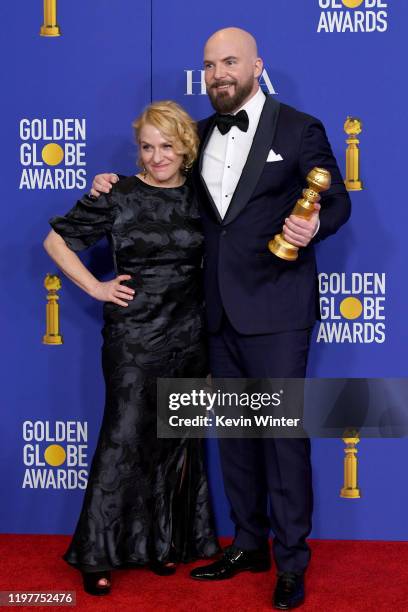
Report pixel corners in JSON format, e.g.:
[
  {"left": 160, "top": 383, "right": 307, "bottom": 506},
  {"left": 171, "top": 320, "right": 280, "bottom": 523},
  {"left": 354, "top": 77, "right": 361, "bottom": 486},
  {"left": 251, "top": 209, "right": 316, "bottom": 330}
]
[{"left": 266, "top": 149, "right": 283, "bottom": 162}]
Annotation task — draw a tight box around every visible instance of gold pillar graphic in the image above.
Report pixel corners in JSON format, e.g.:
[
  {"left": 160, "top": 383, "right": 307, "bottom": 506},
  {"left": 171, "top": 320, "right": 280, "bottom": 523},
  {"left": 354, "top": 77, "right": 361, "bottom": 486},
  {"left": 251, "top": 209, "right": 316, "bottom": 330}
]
[
  {"left": 268, "top": 167, "right": 331, "bottom": 261},
  {"left": 40, "top": 0, "right": 61, "bottom": 37},
  {"left": 43, "top": 274, "right": 63, "bottom": 345},
  {"left": 340, "top": 429, "right": 361, "bottom": 498},
  {"left": 344, "top": 117, "right": 363, "bottom": 191}
]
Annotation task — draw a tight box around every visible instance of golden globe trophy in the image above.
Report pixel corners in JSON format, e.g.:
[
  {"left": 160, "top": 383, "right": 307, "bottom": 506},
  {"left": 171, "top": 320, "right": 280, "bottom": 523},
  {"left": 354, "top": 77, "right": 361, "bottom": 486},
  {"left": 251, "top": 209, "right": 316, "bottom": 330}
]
[
  {"left": 340, "top": 429, "right": 361, "bottom": 499},
  {"left": 268, "top": 167, "right": 331, "bottom": 261},
  {"left": 344, "top": 117, "right": 363, "bottom": 191},
  {"left": 43, "top": 274, "right": 63, "bottom": 345},
  {"left": 40, "top": 0, "right": 61, "bottom": 37}
]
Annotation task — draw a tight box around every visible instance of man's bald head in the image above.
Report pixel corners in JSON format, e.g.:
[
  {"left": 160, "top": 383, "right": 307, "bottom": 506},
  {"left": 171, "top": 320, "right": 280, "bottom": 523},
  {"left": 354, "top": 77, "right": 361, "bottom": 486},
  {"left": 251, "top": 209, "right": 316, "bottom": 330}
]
[
  {"left": 204, "top": 28, "right": 259, "bottom": 60},
  {"left": 203, "top": 27, "right": 263, "bottom": 113}
]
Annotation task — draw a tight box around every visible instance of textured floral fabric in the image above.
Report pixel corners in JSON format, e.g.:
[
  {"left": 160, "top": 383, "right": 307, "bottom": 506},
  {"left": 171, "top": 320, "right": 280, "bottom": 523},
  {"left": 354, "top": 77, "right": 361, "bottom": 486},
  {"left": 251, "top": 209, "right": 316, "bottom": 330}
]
[{"left": 49, "top": 176, "right": 220, "bottom": 571}]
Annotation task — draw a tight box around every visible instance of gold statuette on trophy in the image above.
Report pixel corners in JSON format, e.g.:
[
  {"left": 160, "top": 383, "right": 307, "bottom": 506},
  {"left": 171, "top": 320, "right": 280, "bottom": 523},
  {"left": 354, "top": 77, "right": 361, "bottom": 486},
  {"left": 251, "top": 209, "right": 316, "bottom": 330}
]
[
  {"left": 40, "top": 0, "right": 61, "bottom": 37},
  {"left": 344, "top": 117, "right": 363, "bottom": 191},
  {"left": 268, "top": 167, "right": 331, "bottom": 261},
  {"left": 43, "top": 274, "right": 63, "bottom": 345}
]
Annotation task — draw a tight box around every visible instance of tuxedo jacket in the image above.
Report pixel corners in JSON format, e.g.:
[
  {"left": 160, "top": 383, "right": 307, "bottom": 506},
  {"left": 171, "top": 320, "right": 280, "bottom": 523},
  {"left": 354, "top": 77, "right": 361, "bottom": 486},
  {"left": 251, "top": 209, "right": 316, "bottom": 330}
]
[{"left": 193, "top": 94, "right": 351, "bottom": 335}]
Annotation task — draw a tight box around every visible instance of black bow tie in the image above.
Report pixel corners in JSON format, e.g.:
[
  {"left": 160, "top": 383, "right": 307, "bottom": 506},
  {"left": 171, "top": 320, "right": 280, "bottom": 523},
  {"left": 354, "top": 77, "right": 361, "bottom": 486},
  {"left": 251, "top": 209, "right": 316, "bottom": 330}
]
[{"left": 215, "top": 109, "right": 249, "bottom": 135}]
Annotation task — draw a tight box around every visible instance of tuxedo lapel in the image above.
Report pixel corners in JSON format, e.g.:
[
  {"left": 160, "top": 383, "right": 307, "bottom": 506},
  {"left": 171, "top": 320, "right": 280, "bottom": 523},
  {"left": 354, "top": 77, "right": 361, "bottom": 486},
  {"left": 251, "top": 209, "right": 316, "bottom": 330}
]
[
  {"left": 223, "top": 95, "right": 281, "bottom": 225},
  {"left": 197, "top": 114, "right": 223, "bottom": 224}
]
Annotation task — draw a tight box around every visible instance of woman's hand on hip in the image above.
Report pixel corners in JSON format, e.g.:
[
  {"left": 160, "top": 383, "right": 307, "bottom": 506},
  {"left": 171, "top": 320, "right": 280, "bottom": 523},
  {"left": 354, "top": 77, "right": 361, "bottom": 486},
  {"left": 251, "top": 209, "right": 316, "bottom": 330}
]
[{"left": 90, "top": 275, "right": 135, "bottom": 307}]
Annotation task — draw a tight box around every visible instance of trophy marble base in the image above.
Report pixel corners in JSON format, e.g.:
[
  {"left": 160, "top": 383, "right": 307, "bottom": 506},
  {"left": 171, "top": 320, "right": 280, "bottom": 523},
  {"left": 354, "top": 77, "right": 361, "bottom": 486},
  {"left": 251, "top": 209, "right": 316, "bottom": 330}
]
[{"left": 268, "top": 234, "right": 299, "bottom": 261}]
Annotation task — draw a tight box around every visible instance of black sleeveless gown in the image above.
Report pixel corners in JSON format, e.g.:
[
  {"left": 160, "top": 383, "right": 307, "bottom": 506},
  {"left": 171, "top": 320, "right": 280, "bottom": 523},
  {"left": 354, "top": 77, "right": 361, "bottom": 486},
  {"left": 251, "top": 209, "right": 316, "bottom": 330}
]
[{"left": 50, "top": 175, "right": 219, "bottom": 572}]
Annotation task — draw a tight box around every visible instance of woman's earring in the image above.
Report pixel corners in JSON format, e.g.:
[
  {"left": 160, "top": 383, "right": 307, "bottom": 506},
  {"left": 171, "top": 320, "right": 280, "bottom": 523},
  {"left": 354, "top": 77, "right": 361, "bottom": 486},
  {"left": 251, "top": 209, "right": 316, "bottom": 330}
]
[{"left": 142, "top": 166, "right": 147, "bottom": 178}]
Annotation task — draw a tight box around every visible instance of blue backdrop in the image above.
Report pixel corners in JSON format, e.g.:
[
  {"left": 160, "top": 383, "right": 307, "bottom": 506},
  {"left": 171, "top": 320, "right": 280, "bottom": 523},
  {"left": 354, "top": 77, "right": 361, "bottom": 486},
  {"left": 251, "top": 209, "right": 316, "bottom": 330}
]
[{"left": 1, "top": 0, "right": 407, "bottom": 541}]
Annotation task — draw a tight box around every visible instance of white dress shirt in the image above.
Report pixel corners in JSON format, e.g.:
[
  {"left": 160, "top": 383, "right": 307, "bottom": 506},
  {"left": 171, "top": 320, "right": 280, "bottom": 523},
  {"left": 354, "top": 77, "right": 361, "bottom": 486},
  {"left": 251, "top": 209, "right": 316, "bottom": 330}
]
[
  {"left": 201, "top": 88, "right": 266, "bottom": 219},
  {"left": 201, "top": 87, "right": 320, "bottom": 236}
]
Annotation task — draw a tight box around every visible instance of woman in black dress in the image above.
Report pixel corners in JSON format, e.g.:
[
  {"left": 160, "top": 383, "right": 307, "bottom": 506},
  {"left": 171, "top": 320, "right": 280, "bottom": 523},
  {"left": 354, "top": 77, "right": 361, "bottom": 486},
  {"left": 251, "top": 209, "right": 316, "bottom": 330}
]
[{"left": 43, "top": 101, "right": 219, "bottom": 595}]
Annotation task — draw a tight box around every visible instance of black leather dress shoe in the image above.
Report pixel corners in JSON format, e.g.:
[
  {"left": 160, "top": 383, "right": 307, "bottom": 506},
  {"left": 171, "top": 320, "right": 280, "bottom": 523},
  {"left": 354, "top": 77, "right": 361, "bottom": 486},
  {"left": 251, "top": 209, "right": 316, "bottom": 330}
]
[
  {"left": 190, "top": 545, "right": 271, "bottom": 581},
  {"left": 273, "top": 572, "right": 305, "bottom": 610}
]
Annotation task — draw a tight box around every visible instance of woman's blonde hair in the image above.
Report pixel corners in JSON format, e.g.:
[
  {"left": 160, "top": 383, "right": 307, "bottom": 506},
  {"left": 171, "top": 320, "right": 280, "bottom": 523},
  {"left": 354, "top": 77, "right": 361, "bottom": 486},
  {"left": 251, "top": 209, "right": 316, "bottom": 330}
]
[{"left": 132, "top": 100, "right": 199, "bottom": 171}]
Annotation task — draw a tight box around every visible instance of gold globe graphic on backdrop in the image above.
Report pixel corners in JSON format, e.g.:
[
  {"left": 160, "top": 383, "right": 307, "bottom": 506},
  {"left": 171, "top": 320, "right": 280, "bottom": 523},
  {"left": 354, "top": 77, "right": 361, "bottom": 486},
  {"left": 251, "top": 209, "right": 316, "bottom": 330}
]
[
  {"left": 44, "top": 444, "right": 66, "bottom": 467},
  {"left": 40, "top": 0, "right": 61, "bottom": 37},
  {"left": 344, "top": 117, "right": 362, "bottom": 136},
  {"left": 42, "top": 143, "right": 64, "bottom": 166},
  {"left": 340, "top": 297, "right": 363, "bottom": 320},
  {"left": 44, "top": 274, "right": 62, "bottom": 292},
  {"left": 342, "top": 0, "right": 364, "bottom": 8}
]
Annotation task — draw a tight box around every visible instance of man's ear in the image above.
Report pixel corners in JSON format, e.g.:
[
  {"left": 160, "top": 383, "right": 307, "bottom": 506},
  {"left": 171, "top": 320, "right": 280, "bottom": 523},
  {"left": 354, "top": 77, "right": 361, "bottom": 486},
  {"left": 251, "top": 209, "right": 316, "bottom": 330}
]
[{"left": 254, "top": 57, "right": 263, "bottom": 79}]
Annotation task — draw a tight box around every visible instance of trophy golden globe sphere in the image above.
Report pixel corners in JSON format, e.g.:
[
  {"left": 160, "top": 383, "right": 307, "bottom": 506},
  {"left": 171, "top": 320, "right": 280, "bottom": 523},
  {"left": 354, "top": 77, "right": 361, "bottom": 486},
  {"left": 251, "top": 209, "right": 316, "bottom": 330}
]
[
  {"left": 306, "top": 167, "right": 332, "bottom": 195},
  {"left": 268, "top": 167, "right": 331, "bottom": 261}
]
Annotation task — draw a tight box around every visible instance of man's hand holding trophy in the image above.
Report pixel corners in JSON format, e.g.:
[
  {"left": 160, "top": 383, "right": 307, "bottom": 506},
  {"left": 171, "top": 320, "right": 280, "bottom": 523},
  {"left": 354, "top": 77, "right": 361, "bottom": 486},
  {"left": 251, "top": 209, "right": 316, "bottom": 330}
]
[{"left": 268, "top": 167, "right": 331, "bottom": 261}]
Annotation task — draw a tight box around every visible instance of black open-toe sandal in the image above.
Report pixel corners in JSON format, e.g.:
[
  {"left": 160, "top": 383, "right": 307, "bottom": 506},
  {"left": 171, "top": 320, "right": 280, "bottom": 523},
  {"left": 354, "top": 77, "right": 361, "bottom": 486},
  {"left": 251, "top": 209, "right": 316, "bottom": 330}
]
[
  {"left": 149, "top": 546, "right": 178, "bottom": 576},
  {"left": 149, "top": 560, "right": 177, "bottom": 576},
  {"left": 82, "top": 570, "right": 112, "bottom": 595}
]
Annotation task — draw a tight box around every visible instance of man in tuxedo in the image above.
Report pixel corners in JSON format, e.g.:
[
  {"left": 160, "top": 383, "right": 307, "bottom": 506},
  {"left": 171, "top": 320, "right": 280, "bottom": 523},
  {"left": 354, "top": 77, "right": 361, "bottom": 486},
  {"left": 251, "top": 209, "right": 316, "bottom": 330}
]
[{"left": 90, "top": 27, "right": 351, "bottom": 609}]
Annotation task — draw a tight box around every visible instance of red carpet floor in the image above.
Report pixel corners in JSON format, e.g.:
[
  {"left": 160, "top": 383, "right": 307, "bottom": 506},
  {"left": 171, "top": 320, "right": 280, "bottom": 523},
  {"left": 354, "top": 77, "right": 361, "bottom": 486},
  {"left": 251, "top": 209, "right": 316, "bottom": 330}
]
[{"left": 0, "top": 536, "right": 407, "bottom": 611}]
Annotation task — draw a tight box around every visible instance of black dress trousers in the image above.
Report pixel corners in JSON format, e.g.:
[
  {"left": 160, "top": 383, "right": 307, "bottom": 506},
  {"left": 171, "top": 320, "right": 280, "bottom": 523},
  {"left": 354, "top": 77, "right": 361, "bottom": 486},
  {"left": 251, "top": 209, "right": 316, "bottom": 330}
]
[{"left": 209, "top": 313, "right": 313, "bottom": 575}]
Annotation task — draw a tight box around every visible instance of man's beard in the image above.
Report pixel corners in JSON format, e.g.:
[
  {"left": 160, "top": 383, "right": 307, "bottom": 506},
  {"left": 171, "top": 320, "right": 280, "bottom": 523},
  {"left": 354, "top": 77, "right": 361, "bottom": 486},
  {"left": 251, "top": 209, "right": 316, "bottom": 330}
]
[{"left": 208, "top": 76, "right": 254, "bottom": 114}]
